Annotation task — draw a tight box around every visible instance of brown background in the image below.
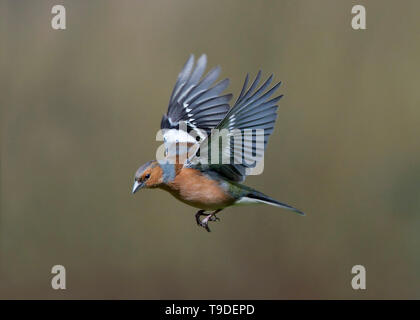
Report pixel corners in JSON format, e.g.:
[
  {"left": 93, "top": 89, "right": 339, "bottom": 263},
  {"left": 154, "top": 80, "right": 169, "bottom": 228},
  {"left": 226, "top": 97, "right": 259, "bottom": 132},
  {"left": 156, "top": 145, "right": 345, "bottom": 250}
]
[{"left": 1, "top": 0, "right": 419, "bottom": 299}]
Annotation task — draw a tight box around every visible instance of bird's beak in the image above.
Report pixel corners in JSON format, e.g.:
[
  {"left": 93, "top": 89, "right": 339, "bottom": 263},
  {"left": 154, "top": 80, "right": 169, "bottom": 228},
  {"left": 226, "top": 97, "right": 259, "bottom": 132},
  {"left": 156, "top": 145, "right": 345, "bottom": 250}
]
[{"left": 132, "top": 180, "right": 144, "bottom": 194}]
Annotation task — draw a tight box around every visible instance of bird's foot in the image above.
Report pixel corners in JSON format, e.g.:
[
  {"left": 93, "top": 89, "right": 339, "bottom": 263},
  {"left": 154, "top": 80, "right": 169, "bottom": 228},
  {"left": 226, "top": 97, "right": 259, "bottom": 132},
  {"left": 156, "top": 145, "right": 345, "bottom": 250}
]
[
  {"left": 195, "top": 210, "right": 206, "bottom": 226},
  {"left": 208, "top": 213, "right": 220, "bottom": 222},
  {"left": 195, "top": 210, "right": 221, "bottom": 232}
]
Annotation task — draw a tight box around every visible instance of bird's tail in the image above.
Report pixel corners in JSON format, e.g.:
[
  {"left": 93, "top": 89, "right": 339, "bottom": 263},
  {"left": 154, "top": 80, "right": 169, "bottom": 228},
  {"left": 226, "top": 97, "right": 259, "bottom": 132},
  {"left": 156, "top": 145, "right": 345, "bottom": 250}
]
[{"left": 244, "top": 191, "right": 305, "bottom": 216}]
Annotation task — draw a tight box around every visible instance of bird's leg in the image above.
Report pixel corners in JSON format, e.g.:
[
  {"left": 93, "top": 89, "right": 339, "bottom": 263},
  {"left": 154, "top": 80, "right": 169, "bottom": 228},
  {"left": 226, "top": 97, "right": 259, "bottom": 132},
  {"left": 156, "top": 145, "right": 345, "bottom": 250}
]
[
  {"left": 195, "top": 210, "right": 206, "bottom": 225},
  {"left": 199, "top": 209, "right": 222, "bottom": 232},
  {"left": 208, "top": 210, "right": 221, "bottom": 222}
]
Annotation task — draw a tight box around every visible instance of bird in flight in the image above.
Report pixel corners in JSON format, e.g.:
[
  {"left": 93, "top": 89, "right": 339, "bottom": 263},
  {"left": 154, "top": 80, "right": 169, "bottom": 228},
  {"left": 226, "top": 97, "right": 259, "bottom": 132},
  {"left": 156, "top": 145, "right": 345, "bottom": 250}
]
[{"left": 132, "top": 54, "right": 304, "bottom": 232}]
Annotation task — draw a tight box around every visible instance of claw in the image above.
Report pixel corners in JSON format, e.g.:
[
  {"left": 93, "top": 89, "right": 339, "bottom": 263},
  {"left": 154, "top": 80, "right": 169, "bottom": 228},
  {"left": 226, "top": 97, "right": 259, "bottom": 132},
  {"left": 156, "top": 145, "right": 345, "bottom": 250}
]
[
  {"left": 201, "top": 221, "right": 211, "bottom": 232},
  {"left": 209, "top": 214, "right": 220, "bottom": 222}
]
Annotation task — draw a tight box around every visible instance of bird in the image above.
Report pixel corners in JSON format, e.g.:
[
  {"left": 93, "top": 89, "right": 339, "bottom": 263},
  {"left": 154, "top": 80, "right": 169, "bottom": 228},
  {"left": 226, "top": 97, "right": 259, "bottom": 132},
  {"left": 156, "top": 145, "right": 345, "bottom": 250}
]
[{"left": 132, "top": 54, "right": 304, "bottom": 232}]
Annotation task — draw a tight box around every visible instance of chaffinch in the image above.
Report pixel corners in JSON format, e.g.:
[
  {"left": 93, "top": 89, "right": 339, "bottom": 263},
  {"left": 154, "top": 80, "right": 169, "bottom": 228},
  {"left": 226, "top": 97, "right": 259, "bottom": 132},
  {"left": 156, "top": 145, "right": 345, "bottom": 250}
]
[{"left": 132, "top": 54, "right": 304, "bottom": 232}]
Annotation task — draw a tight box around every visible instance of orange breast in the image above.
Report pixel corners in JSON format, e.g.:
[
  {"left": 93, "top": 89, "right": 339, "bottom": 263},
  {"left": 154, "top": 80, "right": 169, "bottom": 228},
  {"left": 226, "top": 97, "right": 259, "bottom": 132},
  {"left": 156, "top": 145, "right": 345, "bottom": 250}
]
[{"left": 160, "top": 168, "right": 235, "bottom": 210}]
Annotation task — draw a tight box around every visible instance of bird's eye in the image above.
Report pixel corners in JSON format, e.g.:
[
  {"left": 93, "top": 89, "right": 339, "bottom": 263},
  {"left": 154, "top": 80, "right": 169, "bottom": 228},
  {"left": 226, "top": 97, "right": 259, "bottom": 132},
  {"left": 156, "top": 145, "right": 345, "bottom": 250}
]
[{"left": 145, "top": 174, "right": 150, "bottom": 179}]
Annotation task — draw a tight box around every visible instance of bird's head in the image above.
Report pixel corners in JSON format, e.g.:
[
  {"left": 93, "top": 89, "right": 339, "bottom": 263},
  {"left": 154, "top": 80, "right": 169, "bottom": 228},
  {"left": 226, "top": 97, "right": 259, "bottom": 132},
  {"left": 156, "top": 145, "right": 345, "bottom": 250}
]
[{"left": 132, "top": 160, "right": 163, "bottom": 194}]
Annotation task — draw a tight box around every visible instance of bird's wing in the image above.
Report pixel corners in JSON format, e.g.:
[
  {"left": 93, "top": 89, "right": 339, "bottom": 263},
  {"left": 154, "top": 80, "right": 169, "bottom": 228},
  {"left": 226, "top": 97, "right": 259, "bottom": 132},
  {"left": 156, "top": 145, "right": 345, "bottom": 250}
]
[
  {"left": 161, "top": 54, "right": 232, "bottom": 150},
  {"left": 186, "top": 71, "right": 282, "bottom": 182}
]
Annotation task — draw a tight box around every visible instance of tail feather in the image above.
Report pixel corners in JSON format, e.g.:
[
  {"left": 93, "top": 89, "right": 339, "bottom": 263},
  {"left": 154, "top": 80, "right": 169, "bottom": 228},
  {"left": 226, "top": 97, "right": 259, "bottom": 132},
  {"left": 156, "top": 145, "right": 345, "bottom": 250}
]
[{"left": 240, "top": 191, "right": 305, "bottom": 216}]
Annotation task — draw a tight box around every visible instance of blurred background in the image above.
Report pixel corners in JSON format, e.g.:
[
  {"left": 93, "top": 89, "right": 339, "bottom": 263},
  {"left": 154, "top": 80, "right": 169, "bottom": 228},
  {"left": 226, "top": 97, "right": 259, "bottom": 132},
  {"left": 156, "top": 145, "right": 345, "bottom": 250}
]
[{"left": 1, "top": 0, "right": 419, "bottom": 299}]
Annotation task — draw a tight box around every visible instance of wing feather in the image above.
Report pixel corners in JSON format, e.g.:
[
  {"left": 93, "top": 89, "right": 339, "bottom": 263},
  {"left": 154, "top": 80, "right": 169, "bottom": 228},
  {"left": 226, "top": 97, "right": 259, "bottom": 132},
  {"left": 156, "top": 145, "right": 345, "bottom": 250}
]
[{"left": 187, "top": 72, "right": 283, "bottom": 182}]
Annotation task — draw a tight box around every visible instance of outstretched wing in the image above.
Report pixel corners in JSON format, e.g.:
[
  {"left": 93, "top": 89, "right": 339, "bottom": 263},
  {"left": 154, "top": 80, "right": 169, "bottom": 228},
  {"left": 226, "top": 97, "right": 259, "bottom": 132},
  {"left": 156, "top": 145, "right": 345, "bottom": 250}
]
[
  {"left": 186, "top": 71, "right": 282, "bottom": 182},
  {"left": 161, "top": 54, "right": 232, "bottom": 149}
]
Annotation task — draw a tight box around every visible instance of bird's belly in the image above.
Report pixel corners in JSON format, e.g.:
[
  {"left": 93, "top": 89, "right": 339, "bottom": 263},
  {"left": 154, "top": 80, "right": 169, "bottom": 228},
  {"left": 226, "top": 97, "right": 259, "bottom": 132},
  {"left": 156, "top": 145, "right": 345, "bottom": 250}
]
[
  {"left": 161, "top": 169, "right": 235, "bottom": 210},
  {"left": 168, "top": 188, "right": 233, "bottom": 210}
]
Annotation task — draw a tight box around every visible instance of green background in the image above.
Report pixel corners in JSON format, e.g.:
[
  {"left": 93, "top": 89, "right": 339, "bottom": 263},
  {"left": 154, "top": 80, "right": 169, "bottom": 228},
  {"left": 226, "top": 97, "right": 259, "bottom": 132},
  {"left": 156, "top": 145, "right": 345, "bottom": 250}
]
[{"left": 1, "top": 0, "right": 419, "bottom": 299}]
